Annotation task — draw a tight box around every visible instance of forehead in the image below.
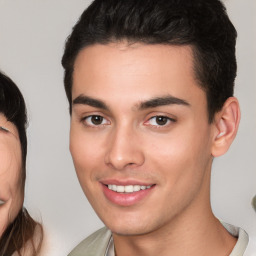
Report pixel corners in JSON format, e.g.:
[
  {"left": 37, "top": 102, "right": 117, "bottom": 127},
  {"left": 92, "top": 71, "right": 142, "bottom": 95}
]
[{"left": 72, "top": 43, "right": 206, "bottom": 108}]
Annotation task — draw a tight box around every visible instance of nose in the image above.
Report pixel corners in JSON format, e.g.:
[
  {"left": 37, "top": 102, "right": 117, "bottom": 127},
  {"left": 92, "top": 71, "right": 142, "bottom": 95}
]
[{"left": 104, "top": 125, "right": 145, "bottom": 170}]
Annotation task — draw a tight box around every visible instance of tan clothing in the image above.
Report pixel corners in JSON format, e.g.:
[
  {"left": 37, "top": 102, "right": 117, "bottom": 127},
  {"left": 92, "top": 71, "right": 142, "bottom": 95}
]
[
  {"left": 68, "top": 223, "right": 253, "bottom": 256},
  {"left": 68, "top": 227, "right": 111, "bottom": 256}
]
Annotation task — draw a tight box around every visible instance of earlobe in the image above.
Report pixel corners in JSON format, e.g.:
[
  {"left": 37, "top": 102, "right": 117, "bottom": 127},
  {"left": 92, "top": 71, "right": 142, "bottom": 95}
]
[{"left": 211, "top": 97, "right": 240, "bottom": 157}]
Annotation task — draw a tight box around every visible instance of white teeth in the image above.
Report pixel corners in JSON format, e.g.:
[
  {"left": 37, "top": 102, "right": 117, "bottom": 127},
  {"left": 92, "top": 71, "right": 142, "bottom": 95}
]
[
  {"left": 0, "top": 200, "right": 5, "bottom": 205},
  {"left": 133, "top": 185, "right": 140, "bottom": 192},
  {"left": 124, "top": 185, "right": 133, "bottom": 193},
  {"left": 107, "top": 184, "right": 152, "bottom": 193},
  {"left": 116, "top": 185, "right": 125, "bottom": 192}
]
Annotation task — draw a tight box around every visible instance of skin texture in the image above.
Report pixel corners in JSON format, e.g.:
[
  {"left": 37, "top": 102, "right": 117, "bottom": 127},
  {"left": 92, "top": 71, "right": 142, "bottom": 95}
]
[
  {"left": 70, "top": 43, "right": 239, "bottom": 256},
  {"left": 0, "top": 114, "right": 23, "bottom": 237}
]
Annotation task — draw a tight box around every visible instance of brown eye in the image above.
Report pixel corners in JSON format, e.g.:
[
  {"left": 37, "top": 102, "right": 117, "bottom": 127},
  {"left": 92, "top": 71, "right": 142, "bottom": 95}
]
[
  {"left": 155, "top": 116, "right": 168, "bottom": 125},
  {"left": 83, "top": 115, "right": 109, "bottom": 126},
  {"left": 146, "top": 115, "right": 175, "bottom": 127},
  {"left": 91, "top": 115, "right": 103, "bottom": 125}
]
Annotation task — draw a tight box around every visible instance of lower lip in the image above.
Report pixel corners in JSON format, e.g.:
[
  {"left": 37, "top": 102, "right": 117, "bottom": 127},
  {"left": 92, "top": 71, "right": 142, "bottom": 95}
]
[{"left": 101, "top": 184, "right": 155, "bottom": 207}]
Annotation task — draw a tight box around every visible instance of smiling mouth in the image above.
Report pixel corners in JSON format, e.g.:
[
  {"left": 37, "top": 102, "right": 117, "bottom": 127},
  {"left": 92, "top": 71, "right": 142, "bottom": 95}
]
[
  {"left": 0, "top": 200, "right": 5, "bottom": 206},
  {"left": 102, "top": 182, "right": 155, "bottom": 206},
  {"left": 106, "top": 184, "right": 154, "bottom": 193}
]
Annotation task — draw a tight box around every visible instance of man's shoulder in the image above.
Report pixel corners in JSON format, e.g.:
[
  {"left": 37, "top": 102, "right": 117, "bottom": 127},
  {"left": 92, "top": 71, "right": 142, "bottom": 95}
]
[
  {"left": 68, "top": 227, "right": 112, "bottom": 256},
  {"left": 221, "top": 222, "right": 256, "bottom": 256}
]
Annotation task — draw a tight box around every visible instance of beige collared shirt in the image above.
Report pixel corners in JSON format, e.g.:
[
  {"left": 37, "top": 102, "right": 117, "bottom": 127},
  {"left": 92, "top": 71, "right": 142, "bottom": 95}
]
[{"left": 69, "top": 223, "right": 254, "bottom": 256}]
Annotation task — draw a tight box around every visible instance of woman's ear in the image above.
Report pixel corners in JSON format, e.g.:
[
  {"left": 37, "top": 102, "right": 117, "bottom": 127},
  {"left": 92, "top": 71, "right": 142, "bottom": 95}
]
[{"left": 211, "top": 97, "right": 240, "bottom": 157}]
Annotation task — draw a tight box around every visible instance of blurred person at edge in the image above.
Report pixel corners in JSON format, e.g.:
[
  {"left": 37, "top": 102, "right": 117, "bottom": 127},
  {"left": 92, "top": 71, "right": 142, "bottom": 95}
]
[
  {"left": 62, "top": 0, "right": 255, "bottom": 255},
  {"left": 0, "top": 71, "right": 43, "bottom": 256}
]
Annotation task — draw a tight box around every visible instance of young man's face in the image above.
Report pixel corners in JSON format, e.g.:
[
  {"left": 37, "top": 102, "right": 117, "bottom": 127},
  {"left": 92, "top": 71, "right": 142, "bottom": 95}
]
[{"left": 70, "top": 43, "right": 216, "bottom": 236}]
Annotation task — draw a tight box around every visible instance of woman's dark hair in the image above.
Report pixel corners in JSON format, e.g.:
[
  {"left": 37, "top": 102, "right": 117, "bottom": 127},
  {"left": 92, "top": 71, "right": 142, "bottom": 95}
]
[
  {"left": 62, "top": 0, "right": 237, "bottom": 122},
  {"left": 0, "top": 71, "right": 43, "bottom": 256}
]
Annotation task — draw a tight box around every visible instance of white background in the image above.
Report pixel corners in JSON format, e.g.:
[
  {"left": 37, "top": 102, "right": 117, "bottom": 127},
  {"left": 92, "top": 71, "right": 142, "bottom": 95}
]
[{"left": 0, "top": 0, "right": 255, "bottom": 255}]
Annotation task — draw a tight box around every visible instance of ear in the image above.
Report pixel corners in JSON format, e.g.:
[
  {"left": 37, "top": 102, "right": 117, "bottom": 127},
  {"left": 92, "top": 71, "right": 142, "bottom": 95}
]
[{"left": 211, "top": 97, "right": 240, "bottom": 157}]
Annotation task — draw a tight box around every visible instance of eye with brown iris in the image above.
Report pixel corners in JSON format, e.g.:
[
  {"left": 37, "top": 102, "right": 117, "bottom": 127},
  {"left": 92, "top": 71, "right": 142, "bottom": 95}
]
[
  {"left": 91, "top": 115, "right": 104, "bottom": 125},
  {"left": 155, "top": 116, "right": 169, "bottom": 125}
]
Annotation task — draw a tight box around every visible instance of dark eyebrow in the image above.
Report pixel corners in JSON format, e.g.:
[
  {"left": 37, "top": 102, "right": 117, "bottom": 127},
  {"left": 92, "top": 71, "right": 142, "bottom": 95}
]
[
  {"left": 139, "top": 95, "right": 190, "bottom": 110},
  {"left": 73, "top": 94, "right": 190, "bottom": 111},
  {"left": 73, "top": 95, "right": 108, "bottom": 110}
]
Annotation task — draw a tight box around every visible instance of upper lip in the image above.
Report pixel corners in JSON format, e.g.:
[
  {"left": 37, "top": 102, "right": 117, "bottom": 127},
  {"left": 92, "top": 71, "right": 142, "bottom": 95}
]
[{"left": 100, "top": 179, "right": 155, "bottom": 186}]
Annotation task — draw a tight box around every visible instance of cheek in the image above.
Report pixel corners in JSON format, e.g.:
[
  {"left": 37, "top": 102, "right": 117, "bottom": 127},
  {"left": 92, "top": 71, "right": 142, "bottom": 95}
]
[
  {"left": 0, "top": 149, "right": 23, "bottom": 192},
  {"left": 8, "top": 184, "right": 23, "bottom": 222},
  {"left": 70, "top": 133, "right": 102, "bottom": 163},
  {"left": 143, "top": 131, "right": 212, "bottom": 219},
  {"left": 0, "top": 170, "right": 23, "bottom": 233},
  {"left": 7, "top": 162, "right": 24, "bottom": 209},
  {"left": 0, "top": 138, "right": 24, "bottom": 234},
  {"left": 145, "top": 124, "right": 212, "bottom": 186},
  {"left": 70, "top": 132, "right": 108, "bottom": 211},
  {"left": 70, "top": 131, "right": 104, "bottom": 185}
]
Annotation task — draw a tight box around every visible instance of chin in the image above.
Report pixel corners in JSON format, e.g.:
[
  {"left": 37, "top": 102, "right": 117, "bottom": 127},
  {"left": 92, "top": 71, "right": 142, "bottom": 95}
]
[
  {"left": 103, "top": 217, "right": 155, "bottom": 237},
  {"left": 110, "top": 227, "right": 148, "bottom": 237},
  {"left": 111, "top": 226, "right": 160, "bottom": 237}
]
